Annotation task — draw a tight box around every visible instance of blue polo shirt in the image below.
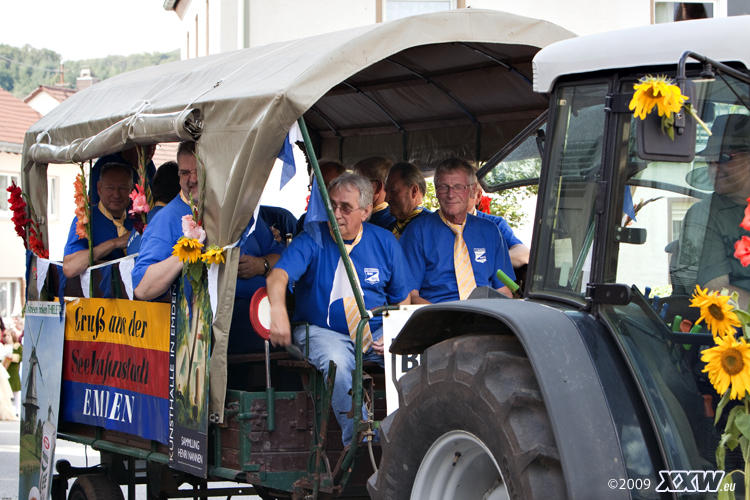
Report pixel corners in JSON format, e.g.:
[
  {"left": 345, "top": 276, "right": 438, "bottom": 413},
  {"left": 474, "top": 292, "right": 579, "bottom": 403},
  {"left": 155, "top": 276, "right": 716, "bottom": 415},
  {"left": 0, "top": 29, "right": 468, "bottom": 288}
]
[
  {"left": 132, "top": 196, "right": 192, "bottom": 290},
  {"left": 276, "top": 222, "right": 415, "bottom": 334},
  {"left": 475, "top": 210, "right": 523, "bottom": 248},
  {"left": 64, "top": 204, "right": 133, "bottom": 261},
  {"left": 235, "top": 219, "right": 285, "bottom": 299},
  {"left": 369, "top": 205, "right": 396, "bottom": 230},
  {"left": 126, "top": 204, "right": 170, "bottom": 255},
  {"left": 399, "top": 211, "right": 514, "bottom": 303}
]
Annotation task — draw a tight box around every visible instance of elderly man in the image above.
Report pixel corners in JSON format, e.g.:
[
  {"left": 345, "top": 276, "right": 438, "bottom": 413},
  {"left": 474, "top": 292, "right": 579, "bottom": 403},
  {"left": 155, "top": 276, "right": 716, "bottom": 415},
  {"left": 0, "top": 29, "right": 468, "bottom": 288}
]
[
  {"left": 268, "top": 172, "right": 415, "bottom": 446},
  {"left": 385, "top": 161, "right": 432, "bottom": 240},
  {"left": 352, "top": 156, "right": 396, "bottom": 229},
  {"left": 677, "top": 113, "right": 750, "bottom": 308},
  {"left": 400, "top": 158, "right": 513, "bottom": 303},
  {"left": 63, "top": 162, "right": 134, "bottom": 278},
  {"left": 470, "top": 185, "right": 530, "bottom": 268},
  {"left": 133, "top": 142, "right": 283, "bottom": 311},
  {"left": 296, "top": 159, "right": 348, "bottom": 235}
]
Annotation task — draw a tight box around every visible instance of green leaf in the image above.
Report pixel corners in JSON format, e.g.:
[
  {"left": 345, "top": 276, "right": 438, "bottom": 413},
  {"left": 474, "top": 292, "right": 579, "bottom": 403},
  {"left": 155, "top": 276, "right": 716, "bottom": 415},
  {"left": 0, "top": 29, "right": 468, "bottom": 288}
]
[
  {"left": 735, "top": 413, "right": 750, "bottom": 440},
  {"left": 717, "top": 389, "right": 732, "bottom": 425},
  {"left": 718, "top": 432, "right": 733, "bottom": 470},
  {"left": 718, "top": 472, "right": 736, "bottom": 500},
  {"left": 188, "top": 262, "right": 204, "bottom": 284}
]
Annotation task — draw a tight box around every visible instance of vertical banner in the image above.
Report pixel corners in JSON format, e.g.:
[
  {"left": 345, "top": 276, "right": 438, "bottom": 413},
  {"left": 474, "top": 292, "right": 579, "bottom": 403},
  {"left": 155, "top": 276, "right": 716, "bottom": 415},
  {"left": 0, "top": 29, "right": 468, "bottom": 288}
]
[
  {"left": 60, "top": 298, "right": 171, "bottom": 443},
  {"left": 169, "top": 280, "right": 211, "bottom": 477},
  {"left": 19, "top": 301, "right": 65, "bottom": 500}
]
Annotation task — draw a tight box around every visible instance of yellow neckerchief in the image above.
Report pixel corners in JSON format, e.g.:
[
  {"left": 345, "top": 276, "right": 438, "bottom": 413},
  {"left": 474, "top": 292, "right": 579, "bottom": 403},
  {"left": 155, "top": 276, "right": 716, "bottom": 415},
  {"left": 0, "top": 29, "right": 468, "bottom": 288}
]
[
  {"left": 180, "top": 191, "right": 191, "bottom": 206},
  {"left": 372, "top": 201, "right": 388, "bottom": 213},
  {"left": 392, "top": 206, "right": 425, "bottom": 237},
  {"left": 154, "top": 201, "right": 167, "bottom": 208},
  {"left": 98, "top": 202, "right": 128, "bottom": 237}
]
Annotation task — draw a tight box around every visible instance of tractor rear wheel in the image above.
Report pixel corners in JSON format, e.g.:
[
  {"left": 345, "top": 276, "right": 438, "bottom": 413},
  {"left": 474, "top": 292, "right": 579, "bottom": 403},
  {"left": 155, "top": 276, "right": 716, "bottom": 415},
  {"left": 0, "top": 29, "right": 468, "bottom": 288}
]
[
  {"left": 368, "top": 335, "right": 566, "bottom": 500},
  {"left": 67, "top": 474, "right": 124, "bottom": 500}
]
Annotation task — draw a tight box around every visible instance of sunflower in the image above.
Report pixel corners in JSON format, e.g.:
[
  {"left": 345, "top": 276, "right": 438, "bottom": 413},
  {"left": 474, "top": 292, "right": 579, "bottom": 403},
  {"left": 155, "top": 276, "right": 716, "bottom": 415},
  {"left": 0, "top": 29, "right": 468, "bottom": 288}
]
[
  {"left": 702, "top": 335, "right": 750, "bottom": 400},
  {"left": 690, "top": 285, "right": 741, "bottom": 337},
  {"left": 172, "top": 236, "right": 204, "bottom": 263},
  {"left": 629, "top": 75, "right": 688, "bottom": 120},
  {"left": 201, "top": 245, "right": 225, "bottom": 266}
]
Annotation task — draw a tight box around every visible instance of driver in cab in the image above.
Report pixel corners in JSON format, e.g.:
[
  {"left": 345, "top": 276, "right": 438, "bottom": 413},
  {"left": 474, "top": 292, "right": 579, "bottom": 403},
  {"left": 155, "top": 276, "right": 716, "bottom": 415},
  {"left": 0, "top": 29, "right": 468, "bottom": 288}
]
[{"left": 678, "top": 114, "right": 750, "bottom": 308}]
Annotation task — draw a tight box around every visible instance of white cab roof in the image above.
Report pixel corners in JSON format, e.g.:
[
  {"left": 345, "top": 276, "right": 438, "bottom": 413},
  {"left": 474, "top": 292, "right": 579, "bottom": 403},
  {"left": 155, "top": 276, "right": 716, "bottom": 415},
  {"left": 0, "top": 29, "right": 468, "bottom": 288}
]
[{"left": 533, "top": 16, "right": 750, "bottom": 93}]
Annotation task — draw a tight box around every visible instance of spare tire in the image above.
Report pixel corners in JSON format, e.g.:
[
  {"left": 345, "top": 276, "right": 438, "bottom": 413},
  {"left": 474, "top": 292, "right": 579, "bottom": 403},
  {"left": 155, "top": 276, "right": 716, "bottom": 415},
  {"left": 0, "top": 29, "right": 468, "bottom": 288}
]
[{"left": 368, "top": 335, "right": 566, "bottom": 500}]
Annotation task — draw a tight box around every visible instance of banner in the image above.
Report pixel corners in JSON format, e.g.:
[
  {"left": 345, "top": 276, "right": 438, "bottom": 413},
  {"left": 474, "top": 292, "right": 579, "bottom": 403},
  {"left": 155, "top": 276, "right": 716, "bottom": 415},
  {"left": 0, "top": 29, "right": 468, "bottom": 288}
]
[
  {"left": 169, "top": 280, "right": 211, "bottom": 478},
  {"left": 19, "top": 301, "right": 65, "bottom": 500},
  {"left": 61, "top": 298, "right": 170, "bottom": 444}
]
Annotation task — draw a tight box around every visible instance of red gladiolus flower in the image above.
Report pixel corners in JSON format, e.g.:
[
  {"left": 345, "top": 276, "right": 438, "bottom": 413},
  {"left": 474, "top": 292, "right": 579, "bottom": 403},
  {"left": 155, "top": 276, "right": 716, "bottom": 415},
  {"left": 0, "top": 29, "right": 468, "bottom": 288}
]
[
  {"left": 735, "top": 236, "right": 750, "bottom": 267},
  {"left": 7, "top": 181, "right": 29, "bottom": 248},
  {"left": 741, "top": 196, "right": 750, "bottom": 232},
  {"left": 477, "top": 195, "right": 492, "bottom": 214}
]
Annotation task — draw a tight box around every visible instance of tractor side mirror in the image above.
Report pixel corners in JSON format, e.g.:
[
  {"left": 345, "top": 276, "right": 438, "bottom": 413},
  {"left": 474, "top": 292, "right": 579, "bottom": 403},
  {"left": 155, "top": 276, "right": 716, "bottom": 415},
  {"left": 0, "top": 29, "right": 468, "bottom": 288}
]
[{"left": 636, "top": 80, "right": 696, "bottom": 163}]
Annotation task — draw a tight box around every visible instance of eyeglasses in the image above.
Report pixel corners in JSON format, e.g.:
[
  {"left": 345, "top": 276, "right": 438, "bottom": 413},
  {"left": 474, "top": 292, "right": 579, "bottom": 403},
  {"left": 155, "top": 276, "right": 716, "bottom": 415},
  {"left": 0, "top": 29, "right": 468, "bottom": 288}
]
[
  {"left": 716, "top": 152, "right": 748, "bottom": 165},
  {"left": 330, "top": 202, "right": 364, "bottom": 215},
  {"left": 436, "top": 183, "right": 472, "bottom": 195}
]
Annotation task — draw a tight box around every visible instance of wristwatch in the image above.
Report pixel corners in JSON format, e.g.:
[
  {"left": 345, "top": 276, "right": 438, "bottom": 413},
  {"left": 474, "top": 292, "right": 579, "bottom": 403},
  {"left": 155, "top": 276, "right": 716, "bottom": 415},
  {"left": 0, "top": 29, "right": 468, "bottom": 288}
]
[{"left": 262, "top": 258, "right": 270, "bottom": 277}]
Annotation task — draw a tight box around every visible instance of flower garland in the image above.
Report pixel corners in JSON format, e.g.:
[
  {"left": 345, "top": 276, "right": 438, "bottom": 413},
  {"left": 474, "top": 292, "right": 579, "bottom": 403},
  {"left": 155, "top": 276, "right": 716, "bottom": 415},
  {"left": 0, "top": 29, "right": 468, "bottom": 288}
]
[
  {"left": 476, "top": 195, "right": 491, "bottom": 214},
  {"left": 629, "top": 75, "right": 711, "bottom": 140},
  {"left": 6, "top": 180, "right": 48, "bottom": 258}
]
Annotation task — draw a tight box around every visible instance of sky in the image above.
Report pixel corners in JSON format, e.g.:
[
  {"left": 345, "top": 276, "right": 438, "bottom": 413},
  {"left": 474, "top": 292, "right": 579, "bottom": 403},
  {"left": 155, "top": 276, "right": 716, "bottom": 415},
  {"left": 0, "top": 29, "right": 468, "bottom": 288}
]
[{"left": 3, "top": 0, "right": 183, "bottom": 61}]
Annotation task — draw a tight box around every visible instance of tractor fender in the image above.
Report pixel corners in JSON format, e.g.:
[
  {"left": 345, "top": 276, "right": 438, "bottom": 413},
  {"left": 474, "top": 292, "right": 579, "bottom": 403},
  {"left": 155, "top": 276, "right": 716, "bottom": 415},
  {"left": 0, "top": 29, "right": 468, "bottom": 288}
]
[{"left": 390, "top": 298, "right": 629, "bottom": 499}]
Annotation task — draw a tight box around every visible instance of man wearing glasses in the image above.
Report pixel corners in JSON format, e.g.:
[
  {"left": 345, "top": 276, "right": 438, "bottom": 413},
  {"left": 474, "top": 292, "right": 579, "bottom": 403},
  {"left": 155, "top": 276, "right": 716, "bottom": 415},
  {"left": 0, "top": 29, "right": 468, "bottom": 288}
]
[
  {"left": 400, "top": 158, "right": 514, "bottom": 303},
  {"left": 677, "top": 114, "right": 750, "bottom": 307},
  {"left": 267, "top": 172, "right": 415, "bottom": 446}
]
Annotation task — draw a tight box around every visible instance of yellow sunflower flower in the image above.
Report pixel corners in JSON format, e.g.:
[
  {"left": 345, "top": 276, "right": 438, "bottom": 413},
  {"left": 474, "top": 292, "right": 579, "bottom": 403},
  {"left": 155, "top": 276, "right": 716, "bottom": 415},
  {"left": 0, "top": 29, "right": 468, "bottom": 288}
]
[
  {"left": 629, "top": 75, "right": 688, "bottom": 120},
  {"left": 172, "top": 236, "right": 204, "bottom": 263},
  {"left": 690, "top": 285, "right": 741, "bottom": 337},
  {"left": 201, "top": 245, "right": 225, "bottom": 266},
  {"left": 702, "top": 335, "right": 750, "bottom": 400}
]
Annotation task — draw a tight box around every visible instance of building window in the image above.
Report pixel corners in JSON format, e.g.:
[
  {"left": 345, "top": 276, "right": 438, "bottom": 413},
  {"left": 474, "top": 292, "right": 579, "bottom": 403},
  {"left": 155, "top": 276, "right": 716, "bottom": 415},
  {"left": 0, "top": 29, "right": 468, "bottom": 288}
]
[
  {"left": 385, "top": 0, "right": 454, "bottom": 22},
  {"left": 655, "top": 1, "right": 714, "bottom": 23},
  {"left": 0, "top": 279, "right": 20, "bottom": 319},
  {"left": 729, "top": 0, "right": 750, "bottom": 15},
  {"left": 0, "top": 173, "right": 20, "bottom": 215},
  {"left": 48, "top": 176, "right": 58, "bottom": 220}
]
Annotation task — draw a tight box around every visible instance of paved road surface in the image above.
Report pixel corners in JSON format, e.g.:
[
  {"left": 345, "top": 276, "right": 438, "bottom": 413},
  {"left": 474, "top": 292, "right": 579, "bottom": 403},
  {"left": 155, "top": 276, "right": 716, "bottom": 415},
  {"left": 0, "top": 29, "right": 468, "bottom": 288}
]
[{"left": 0, "top": 420, "right": 258, "bottom": 499}]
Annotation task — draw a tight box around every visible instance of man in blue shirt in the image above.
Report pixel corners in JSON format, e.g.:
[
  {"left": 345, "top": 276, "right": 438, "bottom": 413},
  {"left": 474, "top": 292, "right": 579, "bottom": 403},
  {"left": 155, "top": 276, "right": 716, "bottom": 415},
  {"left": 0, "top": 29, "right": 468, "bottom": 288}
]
[
  {"left": 471, "top": 185, "right": 530, "bottom": 269},
  {"left": 267, "top": 173, "right": 415, "bottom": 446},
  {"left": 400, "top": 158, "right": 513, "bottom": 303},
  {"left": 63, "top": 163, "right": 134, "bottom": 278},
  {"left": 385, "top": 161, "right": 432, "bottom": 240},
  {"left": 352, "top": 156, "right": 396, "bottom": 229},
  {"left": 133, "top": 142, "right": 283, "bottom": 304}
]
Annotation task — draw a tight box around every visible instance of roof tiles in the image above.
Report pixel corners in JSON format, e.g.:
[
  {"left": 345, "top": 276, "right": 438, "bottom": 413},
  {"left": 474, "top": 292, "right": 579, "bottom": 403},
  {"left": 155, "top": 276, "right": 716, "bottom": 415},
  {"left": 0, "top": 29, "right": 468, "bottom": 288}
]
[{"left": 0, "top": 88, "right": 42, "bottom": 146}]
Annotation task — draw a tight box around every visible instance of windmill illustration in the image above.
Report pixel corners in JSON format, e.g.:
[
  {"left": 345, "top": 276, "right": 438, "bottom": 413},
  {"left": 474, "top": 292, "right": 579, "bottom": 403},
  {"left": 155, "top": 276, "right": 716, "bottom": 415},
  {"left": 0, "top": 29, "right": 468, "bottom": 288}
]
[{"left": 23, "top": 322, "right": 44, "bottom": 436}]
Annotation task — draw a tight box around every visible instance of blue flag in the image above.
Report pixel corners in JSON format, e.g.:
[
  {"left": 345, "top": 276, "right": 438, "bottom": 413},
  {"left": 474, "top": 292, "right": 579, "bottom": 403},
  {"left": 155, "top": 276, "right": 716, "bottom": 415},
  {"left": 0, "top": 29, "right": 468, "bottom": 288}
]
[
  {"left": 304, "top": 177, "right": 329, "bottom": 248},
  {"left": 623, "top": 186, "right": 637, "bottom": 222},
  {"left": 277, "top": 123, "right": 302, "bottom": 190}
]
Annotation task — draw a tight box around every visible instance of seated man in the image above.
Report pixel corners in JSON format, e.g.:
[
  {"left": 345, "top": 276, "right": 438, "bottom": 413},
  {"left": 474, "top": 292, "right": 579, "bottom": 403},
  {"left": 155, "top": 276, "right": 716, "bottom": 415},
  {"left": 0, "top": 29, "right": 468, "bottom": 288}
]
[
  {"left": 470, "top": 184, "right": 530, "bottom": 268},
  {"left": 267, "top": 172, "right": 415, "bottom": 446},
  {"left": 133, "top": 142, "right": 283, "bottom": 313},
  {"left": 127, "top": 160, "right": 181, "bottom": 255},
  {"left": 677, "top": 114, "right": 750, "bottom": 308},
  {"left": 400, "top": 158, "right": 513, "bottom": 303},
  {"left": 352, "top": 156, "right": 396, "bottom": 229},
  {"left": 384, "top": 161, "right": 432, "bottom": 240},
  {"left": 63, "top": 162, "right": 134, "bottom": 278},
  {"left": 90, "top": 145, "right": 156, "bottom": 205}
]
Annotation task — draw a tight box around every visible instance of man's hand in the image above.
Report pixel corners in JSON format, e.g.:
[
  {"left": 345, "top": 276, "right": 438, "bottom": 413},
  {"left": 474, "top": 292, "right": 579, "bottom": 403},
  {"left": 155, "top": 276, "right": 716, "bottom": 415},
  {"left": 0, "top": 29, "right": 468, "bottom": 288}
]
[
  {"left": 238, "top": 255, "right": 265, "bottom": 279},
  {"left": 270, "top": 226, "right": 282, "bottom": 243},
  {"left": 372, "top": 337, "right": 384, "bottom": 356},
  {"left": 267, "top": 268, "right": 292, "bottom": 347},
  {"left": 113, "top": 232, "right": 131, "bottom": 250}
]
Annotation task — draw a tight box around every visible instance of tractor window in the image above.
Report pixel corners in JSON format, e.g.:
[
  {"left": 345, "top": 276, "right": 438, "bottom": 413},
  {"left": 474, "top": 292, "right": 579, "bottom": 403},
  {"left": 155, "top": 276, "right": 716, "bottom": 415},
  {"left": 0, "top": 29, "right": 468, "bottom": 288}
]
[
  {"left": 529, "top": 83, "right": 609, "bottom": 302},
  {"left": 599, "top": 74, "right": 750, "bottom": 477}
]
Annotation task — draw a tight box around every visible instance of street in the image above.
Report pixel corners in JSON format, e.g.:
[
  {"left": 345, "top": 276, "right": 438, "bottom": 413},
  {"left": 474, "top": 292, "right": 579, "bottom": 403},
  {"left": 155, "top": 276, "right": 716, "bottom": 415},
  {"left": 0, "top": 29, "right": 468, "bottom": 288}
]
[{"left": 0, "top": 420, "right": 258, "bottom": 500}]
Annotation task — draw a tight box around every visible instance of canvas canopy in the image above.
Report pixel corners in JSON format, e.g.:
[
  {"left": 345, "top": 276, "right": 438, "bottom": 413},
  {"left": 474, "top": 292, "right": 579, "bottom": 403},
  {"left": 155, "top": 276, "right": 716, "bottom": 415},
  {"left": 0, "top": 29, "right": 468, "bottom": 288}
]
[{"left": 21, "top": 8, "right": 573, "bottom": 420}]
